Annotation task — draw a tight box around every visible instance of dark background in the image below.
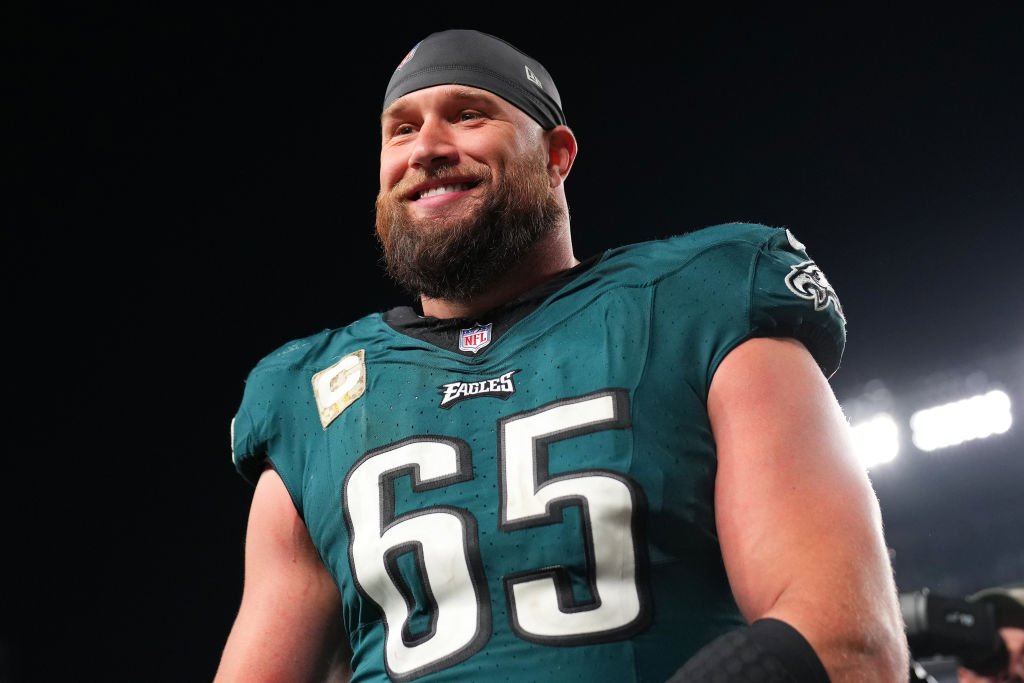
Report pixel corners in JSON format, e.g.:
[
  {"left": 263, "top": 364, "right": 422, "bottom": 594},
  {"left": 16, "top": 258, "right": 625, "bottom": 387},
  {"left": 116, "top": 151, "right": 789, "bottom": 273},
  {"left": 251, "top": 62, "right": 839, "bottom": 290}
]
[{"left": 7, "top": 6, "right": 1023, "bottom": 682}]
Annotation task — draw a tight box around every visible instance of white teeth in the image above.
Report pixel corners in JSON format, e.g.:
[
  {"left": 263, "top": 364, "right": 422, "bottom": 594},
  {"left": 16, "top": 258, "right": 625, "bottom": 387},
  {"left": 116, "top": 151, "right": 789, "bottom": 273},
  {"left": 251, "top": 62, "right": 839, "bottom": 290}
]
[{"left": 419, "top": 183, "right": 470, "bottom": 199}]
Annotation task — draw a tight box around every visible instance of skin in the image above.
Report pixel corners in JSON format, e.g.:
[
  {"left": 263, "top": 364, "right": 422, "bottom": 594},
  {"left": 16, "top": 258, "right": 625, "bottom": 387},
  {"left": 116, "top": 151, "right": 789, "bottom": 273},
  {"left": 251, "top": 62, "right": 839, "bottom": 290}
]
[
  {"left": 378, "top": 85, "right": 578, "bottom": 319},
  {"left": 709, "top": 337, "right": 909, "bottom": 680},
  {"left": 215, "top": 468, "right": 352, "bottom": 683},
  {"left": 959, "top": 627, "right": 1024, "bottom": 683},
  {"left": 216, "top": 83, "right": 909, "bottom": 681}
]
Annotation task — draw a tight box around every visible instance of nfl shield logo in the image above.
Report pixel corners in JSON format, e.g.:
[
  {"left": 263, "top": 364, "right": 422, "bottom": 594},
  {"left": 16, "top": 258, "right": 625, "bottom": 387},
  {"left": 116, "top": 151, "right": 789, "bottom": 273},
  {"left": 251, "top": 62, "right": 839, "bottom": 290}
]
[
  {"left": 459, "top": 323, "right": 492, "bottom": 354},
  {"left": 396, "top": 42, "right": 420, "bottom": 70}
]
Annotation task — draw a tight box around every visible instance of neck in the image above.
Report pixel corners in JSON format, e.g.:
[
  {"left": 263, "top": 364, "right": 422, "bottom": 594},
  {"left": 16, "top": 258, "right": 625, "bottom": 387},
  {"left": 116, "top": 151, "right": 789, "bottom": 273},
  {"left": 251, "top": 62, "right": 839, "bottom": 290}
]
[{"left": 420, "top": 227, "right": 578, "bottom": 319}]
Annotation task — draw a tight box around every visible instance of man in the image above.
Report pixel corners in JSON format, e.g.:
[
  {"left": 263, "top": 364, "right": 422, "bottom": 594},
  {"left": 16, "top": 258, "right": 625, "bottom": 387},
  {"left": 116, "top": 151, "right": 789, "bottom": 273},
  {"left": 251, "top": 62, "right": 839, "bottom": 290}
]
[
  {"left": 216, "top": 29, "right": 908, "bottom": 681},
  {"left": 959, "top": 587, "right": 1024, "bottom": 683}
]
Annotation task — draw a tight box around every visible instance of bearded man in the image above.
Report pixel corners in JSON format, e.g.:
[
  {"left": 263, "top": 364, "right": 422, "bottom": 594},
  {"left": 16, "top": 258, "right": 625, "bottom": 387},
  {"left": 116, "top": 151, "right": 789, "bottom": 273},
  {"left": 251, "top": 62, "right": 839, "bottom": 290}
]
[{"left": 216, "top": 30, "right": 909, "bottom": 682}]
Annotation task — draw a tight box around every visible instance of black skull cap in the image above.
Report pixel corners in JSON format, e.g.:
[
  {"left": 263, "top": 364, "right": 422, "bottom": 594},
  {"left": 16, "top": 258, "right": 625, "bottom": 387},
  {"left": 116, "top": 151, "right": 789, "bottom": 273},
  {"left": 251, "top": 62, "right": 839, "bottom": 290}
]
[{"left": 383, "top": 29, "right": 565, "bottom": 130}]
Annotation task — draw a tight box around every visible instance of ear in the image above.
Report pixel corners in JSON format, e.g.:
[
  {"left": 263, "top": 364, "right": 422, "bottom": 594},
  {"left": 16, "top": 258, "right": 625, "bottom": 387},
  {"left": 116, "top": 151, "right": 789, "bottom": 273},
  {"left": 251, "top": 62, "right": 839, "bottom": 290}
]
[{"left": 544, "top": 125, "right": 577, "bottom": 188}]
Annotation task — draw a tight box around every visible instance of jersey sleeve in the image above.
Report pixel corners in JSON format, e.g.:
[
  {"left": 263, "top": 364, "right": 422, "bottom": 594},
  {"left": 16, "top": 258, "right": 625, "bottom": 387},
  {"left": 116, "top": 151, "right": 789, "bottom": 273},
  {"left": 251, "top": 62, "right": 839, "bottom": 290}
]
[
  {"left": 648, "top": 223, "right": 847, "bottom": 397},
  {"left": 229, "top": 337, "right": 324, "bottom": 516},
  {"left": 745, "top": 226, "right": 846, "bottom": 376},
  {"left": 230, "top": 363, "right": 275, "bottom": 488}
]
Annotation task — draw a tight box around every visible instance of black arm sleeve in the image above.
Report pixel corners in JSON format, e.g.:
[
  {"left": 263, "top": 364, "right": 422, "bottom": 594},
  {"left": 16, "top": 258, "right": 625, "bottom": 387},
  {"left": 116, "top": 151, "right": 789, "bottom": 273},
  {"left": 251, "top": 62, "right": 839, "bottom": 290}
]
[{"left": 666, "top": 619, "right": 830, "bottom": 682}]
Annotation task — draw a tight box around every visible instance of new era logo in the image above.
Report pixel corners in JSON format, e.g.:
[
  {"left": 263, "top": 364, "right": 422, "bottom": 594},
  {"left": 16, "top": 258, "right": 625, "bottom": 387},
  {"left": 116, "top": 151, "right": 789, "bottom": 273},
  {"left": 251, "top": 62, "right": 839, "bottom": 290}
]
[{"left": 524, "top": 65, "right": 542, "bottom": 88}]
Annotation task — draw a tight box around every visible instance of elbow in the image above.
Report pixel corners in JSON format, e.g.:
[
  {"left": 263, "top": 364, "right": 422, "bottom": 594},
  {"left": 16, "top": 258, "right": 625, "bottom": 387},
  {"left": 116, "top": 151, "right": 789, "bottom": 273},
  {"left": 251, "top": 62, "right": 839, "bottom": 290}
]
[
  {"left": 824, "top": 611, "right": 910, "bottom": 682},
  {"left": 857, "top": 631, "right": 910, "bottom": 683}
]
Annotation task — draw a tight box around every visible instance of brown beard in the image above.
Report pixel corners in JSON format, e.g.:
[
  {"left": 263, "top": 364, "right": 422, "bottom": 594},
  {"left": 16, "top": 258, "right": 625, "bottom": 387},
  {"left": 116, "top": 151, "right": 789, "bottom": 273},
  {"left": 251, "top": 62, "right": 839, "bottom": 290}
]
[{"left": 375, "top": 151, "right": 564, "bottom": 303}]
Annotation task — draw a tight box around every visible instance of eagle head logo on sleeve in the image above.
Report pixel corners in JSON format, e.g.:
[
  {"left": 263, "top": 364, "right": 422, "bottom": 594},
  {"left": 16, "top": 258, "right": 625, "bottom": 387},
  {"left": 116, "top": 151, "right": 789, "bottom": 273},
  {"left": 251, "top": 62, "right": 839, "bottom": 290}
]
[{"left": 784, "top": 261, "right": 846, "bottom": 322}]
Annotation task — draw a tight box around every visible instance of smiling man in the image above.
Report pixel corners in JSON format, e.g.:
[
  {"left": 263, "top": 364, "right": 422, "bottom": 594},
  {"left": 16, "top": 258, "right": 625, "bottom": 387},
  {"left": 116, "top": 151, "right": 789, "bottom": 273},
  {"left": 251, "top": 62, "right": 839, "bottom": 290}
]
[
  {"left": 216, "top": 30, "right": 909, "bottom": 682},
  {"left": 376, "top": 81, "right": 577, "bottom": 318}
]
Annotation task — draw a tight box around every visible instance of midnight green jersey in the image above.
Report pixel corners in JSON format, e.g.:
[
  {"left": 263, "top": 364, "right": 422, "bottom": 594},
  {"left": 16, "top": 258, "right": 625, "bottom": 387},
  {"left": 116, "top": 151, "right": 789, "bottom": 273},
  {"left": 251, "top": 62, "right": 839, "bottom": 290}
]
[{"left": 231, "top": 223, "right": 846, "bottom": 682}]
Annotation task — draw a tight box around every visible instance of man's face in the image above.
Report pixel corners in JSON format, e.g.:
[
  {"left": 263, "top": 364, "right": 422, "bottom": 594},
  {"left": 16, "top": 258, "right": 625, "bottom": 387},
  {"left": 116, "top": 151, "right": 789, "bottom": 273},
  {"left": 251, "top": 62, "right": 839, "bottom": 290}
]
[
  {"left": 376, "top": 85, "right": 563, "bottom": 302},
  {"left": 959, "top": 627, "right": 1024, "bottom": 683}
]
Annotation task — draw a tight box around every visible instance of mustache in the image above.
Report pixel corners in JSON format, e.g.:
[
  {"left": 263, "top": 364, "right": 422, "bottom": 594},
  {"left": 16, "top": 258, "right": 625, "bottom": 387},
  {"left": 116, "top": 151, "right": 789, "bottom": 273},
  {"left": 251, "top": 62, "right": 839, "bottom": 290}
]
[{"left": 384, "top": 164, "right": 493, "bottom": 200}]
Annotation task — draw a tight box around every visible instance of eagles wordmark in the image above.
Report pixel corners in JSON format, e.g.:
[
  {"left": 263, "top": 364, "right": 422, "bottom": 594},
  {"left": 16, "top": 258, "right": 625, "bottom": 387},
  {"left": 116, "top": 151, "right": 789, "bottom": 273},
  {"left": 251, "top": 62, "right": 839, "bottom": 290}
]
[{"left": 439, "top": 370, "right": 519, "bottom": 409}]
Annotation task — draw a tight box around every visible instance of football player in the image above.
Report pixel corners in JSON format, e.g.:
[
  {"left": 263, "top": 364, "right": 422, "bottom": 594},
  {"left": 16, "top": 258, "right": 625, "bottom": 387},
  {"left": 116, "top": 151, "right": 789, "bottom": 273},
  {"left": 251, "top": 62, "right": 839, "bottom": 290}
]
[{"left": 216, "top": 30, "right": 908, "bottom": 682}]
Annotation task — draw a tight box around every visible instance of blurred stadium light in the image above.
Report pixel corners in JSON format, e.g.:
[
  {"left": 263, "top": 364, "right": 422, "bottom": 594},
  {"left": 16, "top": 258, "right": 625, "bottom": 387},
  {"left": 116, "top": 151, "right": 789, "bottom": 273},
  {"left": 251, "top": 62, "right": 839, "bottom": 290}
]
[
  {"left": 848, "top": 388, "right": 1015, "bottom": 468},
  {"left": 842, "top": 346, "right": 1021, "bottom": 469},
  {"left": 910, "top": 390, "right": 1013, "bottom": 452},
  {"left": 840, "top": 345, "right": 1023, "bottom": 611},
  {"left": 850, "top": 413, "right": 900, "bottom": 467}
]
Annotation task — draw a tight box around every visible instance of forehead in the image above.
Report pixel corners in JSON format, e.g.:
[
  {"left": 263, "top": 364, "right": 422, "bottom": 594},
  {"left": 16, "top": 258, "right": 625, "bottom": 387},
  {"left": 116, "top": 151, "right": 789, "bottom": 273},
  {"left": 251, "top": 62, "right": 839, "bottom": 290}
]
[{"left": 381, "top": 85, "right": 522, "bottom": 122}]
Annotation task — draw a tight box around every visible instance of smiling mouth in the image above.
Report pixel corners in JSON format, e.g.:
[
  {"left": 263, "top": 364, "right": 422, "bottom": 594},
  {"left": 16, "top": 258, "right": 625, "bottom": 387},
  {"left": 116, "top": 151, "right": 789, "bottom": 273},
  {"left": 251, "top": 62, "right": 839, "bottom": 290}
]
[{"left": 413, "top": 182, "right": 479, "bottom": 200}]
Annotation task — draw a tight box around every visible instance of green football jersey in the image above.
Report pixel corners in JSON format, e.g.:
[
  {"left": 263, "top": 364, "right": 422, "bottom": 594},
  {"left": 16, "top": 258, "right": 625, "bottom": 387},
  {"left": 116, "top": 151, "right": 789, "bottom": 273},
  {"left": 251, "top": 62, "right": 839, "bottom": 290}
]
[{"left": 231, "top": 223, "right": 846, "bottom": 682}]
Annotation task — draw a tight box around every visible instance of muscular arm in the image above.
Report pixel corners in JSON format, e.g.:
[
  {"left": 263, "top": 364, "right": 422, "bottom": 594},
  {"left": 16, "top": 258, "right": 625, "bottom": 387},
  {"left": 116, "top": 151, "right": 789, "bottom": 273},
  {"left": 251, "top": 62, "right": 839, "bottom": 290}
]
[
  {"left": 215, "top": 468, "right": 352, "bottom": 683},
  {"left": 708, "top": 337, "right": 908, "bottom": 682}
]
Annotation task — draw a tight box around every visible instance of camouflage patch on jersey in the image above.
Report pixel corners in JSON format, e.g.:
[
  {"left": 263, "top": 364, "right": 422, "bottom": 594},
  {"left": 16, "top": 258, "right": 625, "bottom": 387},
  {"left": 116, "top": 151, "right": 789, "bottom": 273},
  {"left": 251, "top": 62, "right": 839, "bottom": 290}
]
[{"left": 312, "top": 349, "right": 366, "bottom": 429}]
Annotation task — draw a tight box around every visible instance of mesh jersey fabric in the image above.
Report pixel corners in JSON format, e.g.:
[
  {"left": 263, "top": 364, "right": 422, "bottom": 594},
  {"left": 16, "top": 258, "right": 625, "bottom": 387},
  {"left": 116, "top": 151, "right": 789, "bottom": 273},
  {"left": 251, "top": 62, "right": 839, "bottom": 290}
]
[{"left": 230, "top": 222, "right": 846, "bottom": 682}]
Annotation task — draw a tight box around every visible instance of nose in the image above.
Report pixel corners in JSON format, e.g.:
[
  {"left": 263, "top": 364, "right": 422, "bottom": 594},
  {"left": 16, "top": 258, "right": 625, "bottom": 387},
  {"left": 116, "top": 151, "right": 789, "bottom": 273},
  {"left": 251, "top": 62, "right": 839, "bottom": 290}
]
[{"left": 409, "top": 116, "right": 458, "bottom": 170}]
